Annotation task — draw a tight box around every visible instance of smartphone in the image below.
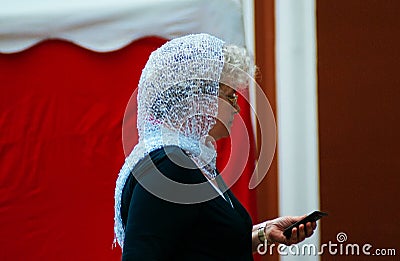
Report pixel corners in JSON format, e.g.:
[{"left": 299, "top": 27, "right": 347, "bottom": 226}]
[{"left": 283, "top": 211, "right": 328, "bottom": 239}]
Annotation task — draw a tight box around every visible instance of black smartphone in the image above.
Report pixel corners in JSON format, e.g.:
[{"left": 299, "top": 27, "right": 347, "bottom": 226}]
[{"left": 283, "top": 211, "right": 328, "bottom": 239}]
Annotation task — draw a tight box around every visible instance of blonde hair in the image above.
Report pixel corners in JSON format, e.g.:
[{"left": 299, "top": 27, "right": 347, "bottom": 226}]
[{"left": 221, "top": 44, "right": 257, "bottom": 89}]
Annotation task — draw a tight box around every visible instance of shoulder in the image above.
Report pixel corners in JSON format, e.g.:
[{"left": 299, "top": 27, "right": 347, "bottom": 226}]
[{"left": 133, "top": 146, "right": 207, "bottom": 185}]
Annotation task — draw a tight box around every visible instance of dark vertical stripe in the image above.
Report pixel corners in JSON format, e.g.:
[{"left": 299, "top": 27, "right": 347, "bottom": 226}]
[{"left": 255, "top": 1, "right": 279, "bottom": 260}]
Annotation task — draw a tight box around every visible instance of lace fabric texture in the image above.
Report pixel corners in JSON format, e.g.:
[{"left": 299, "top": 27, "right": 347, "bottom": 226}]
[{"left": 114, "top": 33, "right": 225, "bottom": 248}]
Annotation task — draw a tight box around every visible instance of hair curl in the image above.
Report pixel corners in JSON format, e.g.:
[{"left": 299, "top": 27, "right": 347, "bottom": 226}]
[{"left": 221, "top": 44, "right": 257, "bottom": 89}]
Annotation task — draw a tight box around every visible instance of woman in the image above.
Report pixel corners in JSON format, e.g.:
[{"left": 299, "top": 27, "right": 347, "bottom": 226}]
[{"left": 114, "top": 33, "right": 316, "bottom": 260}]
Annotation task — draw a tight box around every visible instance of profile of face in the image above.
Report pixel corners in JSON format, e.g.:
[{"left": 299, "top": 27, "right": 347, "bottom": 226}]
[{"left": 208, "top": 84, "right": 240, "bottom": 140}]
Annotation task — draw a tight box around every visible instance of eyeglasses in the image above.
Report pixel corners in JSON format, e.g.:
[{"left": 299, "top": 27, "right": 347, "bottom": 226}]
[{"left": 219, "top": 91, "right": 240, "bottom": 113}]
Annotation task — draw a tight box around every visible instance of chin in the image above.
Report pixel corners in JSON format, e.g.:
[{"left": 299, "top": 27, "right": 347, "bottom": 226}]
[
  {"left": 219, "top": 130, "right": 231, "bottom": 139},
  {"left": 209, "top": 125, "right": 231, "bottom": 141}
]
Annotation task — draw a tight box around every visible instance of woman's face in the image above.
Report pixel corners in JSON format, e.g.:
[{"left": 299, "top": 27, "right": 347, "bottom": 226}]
[{"left": 208, "top": 84, "right": 240, "bottom": 140}]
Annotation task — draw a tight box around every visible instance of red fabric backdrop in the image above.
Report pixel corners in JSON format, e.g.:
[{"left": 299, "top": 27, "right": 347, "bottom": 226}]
[{"left": 0, "top": 37, "right": 256, "bottom": 260}]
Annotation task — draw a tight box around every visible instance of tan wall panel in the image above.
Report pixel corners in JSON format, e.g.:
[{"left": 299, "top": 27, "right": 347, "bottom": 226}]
[
  {"left": 317, "top": 0, "right": 400, "bottom": 260},
  {"left": 255, "top": 0, "right": 279, "bottom": 260}
]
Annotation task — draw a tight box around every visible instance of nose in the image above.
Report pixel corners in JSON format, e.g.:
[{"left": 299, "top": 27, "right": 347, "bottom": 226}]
[
  {"left": 231, "top": 102, "right": 240, "bottom": 114},
  {"left": 233, "top": 103, "right": 240, "bottom": 114}
]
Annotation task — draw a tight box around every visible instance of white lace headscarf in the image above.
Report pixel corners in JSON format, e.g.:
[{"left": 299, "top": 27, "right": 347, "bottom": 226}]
[{"left": 114, "top": 33, "right": 225, "bottom": 248}]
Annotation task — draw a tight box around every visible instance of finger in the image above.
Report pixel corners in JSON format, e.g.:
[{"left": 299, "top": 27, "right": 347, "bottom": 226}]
[
  {"left": 312, "top": 221, "right": 317, "bottom": 230},
  {"left": 290, "top": 227, "right": 298, "bottom": 244},
  {"left": 304, "top": 222, "right": 309, "bottom": 236},
  {"left": 305, "top": 222, "right": 313, "bottom": 237},
  {"left": 297, "top": 215, "right": 307, "bottom": 221},
  {"left": 297, "top": 224, "right": 306, "bottom": 242},
  {"left": 291, "top": 215, "right": 307, "bottom": 223}
]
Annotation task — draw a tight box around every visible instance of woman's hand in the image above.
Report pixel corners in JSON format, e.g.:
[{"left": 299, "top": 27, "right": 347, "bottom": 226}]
[{"left": 264, "top": 216, "right": 317, "bottom": 246}]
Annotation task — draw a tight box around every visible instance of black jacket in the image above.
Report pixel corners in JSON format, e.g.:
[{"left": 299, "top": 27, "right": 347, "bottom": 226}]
[{"left": 121, "top": 146, "right": 253, "bottom": 261}]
